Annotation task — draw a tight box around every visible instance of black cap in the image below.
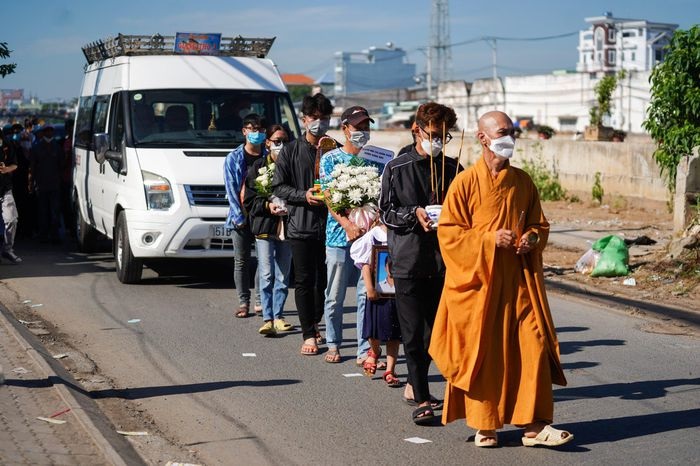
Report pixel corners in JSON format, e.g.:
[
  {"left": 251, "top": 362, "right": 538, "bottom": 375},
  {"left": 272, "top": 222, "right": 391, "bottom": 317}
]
[{"left": 341, "top": 106, "right": 374, "bottom": 127}]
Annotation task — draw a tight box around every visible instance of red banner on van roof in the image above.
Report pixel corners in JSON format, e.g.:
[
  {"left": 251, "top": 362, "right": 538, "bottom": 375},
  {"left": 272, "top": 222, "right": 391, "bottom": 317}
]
[{"left": 174, "top": 33, "right": 222, "bottom": 55}]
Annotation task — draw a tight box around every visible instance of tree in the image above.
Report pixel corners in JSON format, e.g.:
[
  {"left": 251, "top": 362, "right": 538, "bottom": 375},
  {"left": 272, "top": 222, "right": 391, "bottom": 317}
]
[
  {"left": 643, "top": 25, "right": 700, "bottom": 194},
  {"left": 589, "top": 71, "right": 625, "bottom": 127},
  {"left": 0, "top": 41, "right": 17, "bottom": 78}
]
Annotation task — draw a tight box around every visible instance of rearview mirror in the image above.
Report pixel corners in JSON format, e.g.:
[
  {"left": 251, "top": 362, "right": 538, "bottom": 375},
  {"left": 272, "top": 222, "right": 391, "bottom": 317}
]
[{"left": 93, "top": 133, "right": 108, "bottom": 164}]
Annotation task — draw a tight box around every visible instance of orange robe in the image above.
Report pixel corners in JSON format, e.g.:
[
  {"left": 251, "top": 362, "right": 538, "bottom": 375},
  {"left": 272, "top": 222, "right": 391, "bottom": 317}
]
[{"left": 429, "top": 157, "right": 566, "bottom": 430}]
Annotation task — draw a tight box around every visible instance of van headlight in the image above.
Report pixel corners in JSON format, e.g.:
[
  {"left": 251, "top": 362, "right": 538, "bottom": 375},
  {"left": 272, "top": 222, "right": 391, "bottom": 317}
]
[{"left": 142, "top": 171, "right": 174, "bottom": 210}]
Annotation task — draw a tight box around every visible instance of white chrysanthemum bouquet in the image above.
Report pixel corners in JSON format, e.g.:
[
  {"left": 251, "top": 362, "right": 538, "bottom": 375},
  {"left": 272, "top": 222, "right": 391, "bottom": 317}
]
[
  {"left": 326, "top": 159, "right": 381, "bottom": 236},
  {"left": 254, "top": 162, "right": 275, "bottom": 198}
]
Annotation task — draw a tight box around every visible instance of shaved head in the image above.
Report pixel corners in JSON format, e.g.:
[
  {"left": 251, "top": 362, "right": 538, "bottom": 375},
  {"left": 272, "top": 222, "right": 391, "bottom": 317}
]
[{"left": 478, "top": 111, "right": 512, "bottom": 133}]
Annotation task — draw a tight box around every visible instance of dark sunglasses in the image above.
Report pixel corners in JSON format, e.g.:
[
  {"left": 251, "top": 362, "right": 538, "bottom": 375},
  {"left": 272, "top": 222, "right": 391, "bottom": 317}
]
[{"left": 269, "top": 138, "right": 288, "bottom": 144}]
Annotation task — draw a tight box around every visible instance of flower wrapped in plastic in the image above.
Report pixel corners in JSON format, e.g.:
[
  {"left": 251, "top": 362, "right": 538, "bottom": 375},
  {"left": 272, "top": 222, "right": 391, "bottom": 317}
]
[
  {"left": 254, "top": 162, "right": 275, "bottom": 198},
  {"left": 326, "top": 159, "right": 381, "bottom": 237}
]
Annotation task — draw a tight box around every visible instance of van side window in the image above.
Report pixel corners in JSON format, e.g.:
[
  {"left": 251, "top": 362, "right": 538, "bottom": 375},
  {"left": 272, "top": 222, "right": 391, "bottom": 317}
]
[
  {"left": 109, "top": 93, "right": 125, "bottom": 151},
  {"left": 93, "top": 97, "right": 110, "bottom": 135},
  {"left": 75, "top": 96, "right": 95, "bottom": 148}
]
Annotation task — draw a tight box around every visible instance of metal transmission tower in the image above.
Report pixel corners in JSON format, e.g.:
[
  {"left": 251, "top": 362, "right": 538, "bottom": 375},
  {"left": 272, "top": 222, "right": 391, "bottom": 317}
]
[{"left": 428, "top": 0, "right": 451, "bottom": 99}]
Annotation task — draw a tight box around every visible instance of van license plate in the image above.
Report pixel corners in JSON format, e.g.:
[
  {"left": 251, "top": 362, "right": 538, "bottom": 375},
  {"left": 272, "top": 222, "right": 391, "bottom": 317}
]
[{"left": 210, "top": 225, "right": 233, "bottom": 238}]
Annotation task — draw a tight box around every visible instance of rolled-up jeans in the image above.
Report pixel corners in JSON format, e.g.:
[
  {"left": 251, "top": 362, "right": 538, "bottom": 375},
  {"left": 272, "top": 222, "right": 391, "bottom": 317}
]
[
  {"left": 231, "top": 225, "right": 254, "bottom": 308},
  {"left": 255, "top": 237, "right": 292, "bottom": 321},
  {"left": 355, "top": 275, "right": 371, "bottom": 359}
]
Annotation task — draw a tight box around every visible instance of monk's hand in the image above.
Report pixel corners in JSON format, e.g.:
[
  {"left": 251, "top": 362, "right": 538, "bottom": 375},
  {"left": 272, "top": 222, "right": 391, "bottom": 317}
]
[
  {"left": 516, "top": 231, "right": 539, "bottom": 255},
  {"left": 416, "top": 207, "right": 433, "bottom": 232},
  {"left": 495, "top": 229, "right": 516, "bottom": 249}
]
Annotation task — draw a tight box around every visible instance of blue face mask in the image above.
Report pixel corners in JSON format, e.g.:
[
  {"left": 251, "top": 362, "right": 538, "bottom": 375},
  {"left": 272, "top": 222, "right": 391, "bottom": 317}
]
[
  {"left": 246, "top": 131, "right": 266, "bottom": 145},
  {"left": 11, "top": 134, "right": 20, "bottom": 142}
]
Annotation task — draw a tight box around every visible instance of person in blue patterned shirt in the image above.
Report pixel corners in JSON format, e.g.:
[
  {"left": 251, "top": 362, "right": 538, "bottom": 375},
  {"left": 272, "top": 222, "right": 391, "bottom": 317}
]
[{"left": 318, "top": 106, "right": 377, "bottom": 363}]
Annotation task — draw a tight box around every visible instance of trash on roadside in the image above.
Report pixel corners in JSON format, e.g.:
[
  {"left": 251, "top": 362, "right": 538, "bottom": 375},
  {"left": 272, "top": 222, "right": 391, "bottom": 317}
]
[
  {"left": 574, "top": 248, "right": 600, "bottom": 274},
  {"left": 49, "top": 408, "right": 72, "bottom": 418},
  {"left": 165, "top": 462, "right": 202, "bottom": 466},
  {"left": 12, "top": 367, "right": 30, "bottom": 374},
  {"left": 241, "top": 353, "right": 256, "bottom": 357},
  {"left": 404, "top": 437, "right": 433, "bottom": 444},
  {"left": 590, "top": 235, "right": 630, "bottom": 278},
  {"left": 623, "top": 278, "right": 637, "bottom": 286},
  {"left": 18, "top": 319, "right": 42, "bottom": 325},
  {"left": 625, "top": 235, "right": 657, "bottom": 246},
  {"left": 21, "top": 299, "right": 31, "bottom": 304},
  {"left": 117, "top": 430, "right": 149, "bottom": 436},
  {"left": 29, "top": 303, "right": 44, "bottom": 308},
  {"left": 52, "top": 353, "right": 68, "bottom": 359},
  {"left": 127, "top": 319, "right": 141, "bottom": 324},
  {"left": 37, "top": 416, "right": 67, "bottom": 425}
]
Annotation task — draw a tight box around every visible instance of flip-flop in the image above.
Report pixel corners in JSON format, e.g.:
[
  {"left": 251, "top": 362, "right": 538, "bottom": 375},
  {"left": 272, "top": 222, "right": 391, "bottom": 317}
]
[
  {"left": 403, "top": 395, "right": 443, "bottom": 410},
  {"left": 324, "top": 349, "right": 341, "bottom": 363},
  {"left": 411, "top": 406, "right": 434, "bottom": 426},
  {"left": 235, "top": 307, "right": 250, "bottom": 318},
  {"left": 522, "top": 425, "right": 574, "bottom": 447}
]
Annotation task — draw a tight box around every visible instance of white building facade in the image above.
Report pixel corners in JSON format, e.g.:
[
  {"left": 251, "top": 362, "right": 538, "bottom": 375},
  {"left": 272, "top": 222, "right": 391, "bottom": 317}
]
[{"left": 576, "top": 12, "right": 677, "bottom": 73}]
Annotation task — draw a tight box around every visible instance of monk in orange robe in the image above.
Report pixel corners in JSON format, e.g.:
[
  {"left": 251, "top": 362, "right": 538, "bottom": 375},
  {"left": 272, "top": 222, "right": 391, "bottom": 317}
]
[{"left": 429, "top": 111, "right": 574, "bottom": 448}]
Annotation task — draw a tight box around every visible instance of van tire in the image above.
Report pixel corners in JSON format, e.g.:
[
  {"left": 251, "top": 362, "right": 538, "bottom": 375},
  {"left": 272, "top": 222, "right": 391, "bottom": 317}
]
[
  {"left": 115, "top": 211, "right": 143, "bottom": 284},
  {"left": 75, "top": 202, "right": 98, "bottom": 253}
]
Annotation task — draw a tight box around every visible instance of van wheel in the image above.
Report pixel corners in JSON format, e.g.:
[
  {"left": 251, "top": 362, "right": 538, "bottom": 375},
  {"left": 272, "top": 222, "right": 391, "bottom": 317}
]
[
  {"left": 75, "top": 202, "right": 98, "bottom": 253},
  {"left": 115, "top": 211, "right": 143, "bottom": 284}
]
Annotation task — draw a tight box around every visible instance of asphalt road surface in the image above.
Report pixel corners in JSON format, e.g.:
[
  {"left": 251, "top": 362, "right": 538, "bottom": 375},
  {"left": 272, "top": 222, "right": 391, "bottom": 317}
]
[{"left": 1, "top": 240, "right": 698, "bottom": 465}]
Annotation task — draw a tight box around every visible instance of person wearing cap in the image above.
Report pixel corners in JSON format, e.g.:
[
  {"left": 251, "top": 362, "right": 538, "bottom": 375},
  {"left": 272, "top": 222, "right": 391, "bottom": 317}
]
[{"left": 317, "top": 106, "right": 376, "bottom": 363}]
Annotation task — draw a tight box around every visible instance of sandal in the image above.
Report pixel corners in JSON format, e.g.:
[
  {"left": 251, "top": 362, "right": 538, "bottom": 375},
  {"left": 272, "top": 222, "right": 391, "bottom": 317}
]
[
  {"left": 324, "top": 348, "right": 341, "bottom": 363},
  {"left": 363, "top": 348, "right": 380, "bottom": 376},
  {"left": 403, "top": 395, "right": 443, "bottom": 410},
  {"left": 411, "top": 406, "right": 434, "bottom": 426},
  {"left": 235, "top": 305, "right": 250, "bottom": 318},
  {"left": 254, "top": 304, "right": 263, "bottom": 315},
  {"left": 475, "top": 430, "right": 498, "bottom": 448},
  {"left": 382, "top": 371, "right": 402, "bottom": 388},
  {"left": 521, "top": 425, "right": 573, "bottom": 447},
  {"left": 300, "top": 342, "right": 318, "bottom": 356}
]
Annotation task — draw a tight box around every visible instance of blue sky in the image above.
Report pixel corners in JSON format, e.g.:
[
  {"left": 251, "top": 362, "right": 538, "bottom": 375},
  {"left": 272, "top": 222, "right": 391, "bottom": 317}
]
[{"left": 1, "top": 0, "right": 696, "bottom": 100}]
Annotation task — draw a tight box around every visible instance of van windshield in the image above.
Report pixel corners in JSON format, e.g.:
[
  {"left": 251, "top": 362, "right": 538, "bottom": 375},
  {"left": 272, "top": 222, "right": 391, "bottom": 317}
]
[{"left": 128, "top": 89, "right": 300, "bottom": 149}]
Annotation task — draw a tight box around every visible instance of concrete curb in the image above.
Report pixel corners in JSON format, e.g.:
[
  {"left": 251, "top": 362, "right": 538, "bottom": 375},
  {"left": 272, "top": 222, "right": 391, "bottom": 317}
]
[{"left": 0, "top": 303, "right": 144, "bottom": 466}]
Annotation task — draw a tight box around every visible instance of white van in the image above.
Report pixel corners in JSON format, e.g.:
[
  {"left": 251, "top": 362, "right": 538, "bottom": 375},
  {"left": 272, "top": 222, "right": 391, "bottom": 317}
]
[{"left": 73, "top": 34, "right": 300, "bottom": 283}]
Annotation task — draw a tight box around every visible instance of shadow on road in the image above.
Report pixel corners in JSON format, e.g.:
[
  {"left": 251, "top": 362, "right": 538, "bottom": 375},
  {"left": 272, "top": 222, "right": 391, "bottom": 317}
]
[
  {"left": 5, "top": 376, "right": 301, "bottom": 400},
  {"left": 559, "top": 339, "right": 626, "bottom": 355},
  {"left": 555, "top": 377, "right": 700, "bottom": 401}
]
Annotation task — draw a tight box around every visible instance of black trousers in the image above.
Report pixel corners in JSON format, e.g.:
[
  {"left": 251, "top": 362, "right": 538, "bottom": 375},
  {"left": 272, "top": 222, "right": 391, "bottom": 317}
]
[
  {"left": 394, "top": 275, "right": 444, "bottom": 404},
  {"left": 288, "top": 238, "right": 327, "bottom": 341}
]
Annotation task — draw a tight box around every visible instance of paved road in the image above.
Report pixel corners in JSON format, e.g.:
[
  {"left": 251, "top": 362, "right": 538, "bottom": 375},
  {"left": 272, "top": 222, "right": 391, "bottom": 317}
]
[{"left": 0, "top": 240, "right": 698, "bottom": 465}]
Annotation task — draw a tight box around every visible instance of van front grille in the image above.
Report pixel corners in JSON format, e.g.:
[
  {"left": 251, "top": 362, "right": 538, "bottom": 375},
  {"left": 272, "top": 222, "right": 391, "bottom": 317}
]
[{"left": 184, "top": 185, "right": 228, "bottom": 206}]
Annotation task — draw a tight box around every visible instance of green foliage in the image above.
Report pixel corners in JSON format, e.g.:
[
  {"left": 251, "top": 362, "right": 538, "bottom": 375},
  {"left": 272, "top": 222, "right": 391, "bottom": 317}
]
[
  {"left": 536, "top": 125, "right": 555, "bottom": 139},
  {"left": 592, "top": 172, "right": 604, "bottom": 203},
  {"left": 643, "top": 25, "right": 700, "bottom": 195},
  {"left": 0, "top": 41, "right": 17, "bottom": 78},
  {"left": 589, "top": 73, "right": 621, "bottom": 126},
  {"left": 520, "top": 154, "right": 567, "bottom": 201}
]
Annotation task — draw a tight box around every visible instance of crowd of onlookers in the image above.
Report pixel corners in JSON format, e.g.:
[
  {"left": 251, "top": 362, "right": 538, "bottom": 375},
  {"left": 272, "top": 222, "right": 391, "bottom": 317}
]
[{"left": 0, "top": 117, "right": 75, "bottom": 263}]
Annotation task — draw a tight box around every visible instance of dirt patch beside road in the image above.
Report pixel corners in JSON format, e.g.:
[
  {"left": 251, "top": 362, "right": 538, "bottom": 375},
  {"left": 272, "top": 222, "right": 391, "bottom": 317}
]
[{"left": 541, "top": 195, "right": 699, "bottom": 318}]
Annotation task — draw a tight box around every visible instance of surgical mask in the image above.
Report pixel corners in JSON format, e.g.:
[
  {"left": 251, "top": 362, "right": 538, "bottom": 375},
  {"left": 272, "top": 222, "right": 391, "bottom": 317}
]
[
  {"left": 307, "top": 118, "right": 330, "bottom": 137},
  {"left": 488, "top": 135, "right": 516, "bottom": 159},
  {"left": 348, "top": 130, "right": 370, "bottom": 149},
  {"left": 246, "top": 131, "right": 266, "bottom": 145},
  {"left": 420, "top": 138, "right": 443, "bottom": 157},
  {"left": 270, "top": 142, "right": 284, "bottom": 154},
  {"left": 12, "top": 134, "right": 20, "bottom": 142}
]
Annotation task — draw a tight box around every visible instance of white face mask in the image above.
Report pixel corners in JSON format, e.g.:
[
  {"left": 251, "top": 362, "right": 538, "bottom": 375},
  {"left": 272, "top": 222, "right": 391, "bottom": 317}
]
[
  {"left": 488, "top": 135, "right": 516, "bottom": 159},
  {"left": 348, "top": 130, "right": 370, "bottom": 149},
  {"left": 307, "top": 118, "right": 330, "bottom": 137},
  {"left": 420, "top": 138, "right": 443, "bottom": 157}
]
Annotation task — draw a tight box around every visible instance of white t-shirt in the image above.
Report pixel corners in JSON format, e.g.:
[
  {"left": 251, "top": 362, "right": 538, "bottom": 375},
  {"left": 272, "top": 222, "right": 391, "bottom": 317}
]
[{"left": 349, "top": 225, "right": 387, "bottom": 268}]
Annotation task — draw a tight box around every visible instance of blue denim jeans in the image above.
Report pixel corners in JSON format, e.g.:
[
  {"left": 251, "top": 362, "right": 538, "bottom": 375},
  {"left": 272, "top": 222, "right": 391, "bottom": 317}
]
[
  {"left": 323, "top": 246, "right": 357, "bottom": 350},
  {"left": 232, "top": 226, "right": 254, "bottom": 307},
  {"left": 355, "top": 276, "right": 371, "bottom": 359},
  {"left": 255, "top": 237, "right": 292, "bottom": 321}
]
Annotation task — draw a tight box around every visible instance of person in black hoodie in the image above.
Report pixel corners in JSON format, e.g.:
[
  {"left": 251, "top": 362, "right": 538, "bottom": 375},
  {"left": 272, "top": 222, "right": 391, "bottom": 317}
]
[
  {"left": 272, "top": 93, "right": 336, "bottom": 355},
  {"left": 244, "top": 124, "right": 294, "bottom": 336},
  {"left": 379, "top": 102, "right": 459, "bottom": 425}
]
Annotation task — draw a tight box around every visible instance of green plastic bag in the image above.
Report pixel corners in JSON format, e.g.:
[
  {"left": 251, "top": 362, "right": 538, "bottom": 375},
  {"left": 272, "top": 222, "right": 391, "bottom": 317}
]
[{"left": 590, "top": 235, "right": 630, "bottom": 277}]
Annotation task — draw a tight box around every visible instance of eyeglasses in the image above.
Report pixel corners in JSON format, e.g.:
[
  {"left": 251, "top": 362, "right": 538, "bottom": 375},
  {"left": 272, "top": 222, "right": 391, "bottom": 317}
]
[
  {"left": 419, "top": 126, "right": 453, "bottom": 144},
  {"left": 269, "top": 138, "right": 288, "bottom": 144}
]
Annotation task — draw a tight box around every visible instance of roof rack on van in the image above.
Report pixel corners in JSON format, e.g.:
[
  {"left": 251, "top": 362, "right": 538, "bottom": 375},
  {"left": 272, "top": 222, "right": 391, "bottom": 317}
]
[{"left": 81, "top": 34, "right": 276, "bottom": 64}]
